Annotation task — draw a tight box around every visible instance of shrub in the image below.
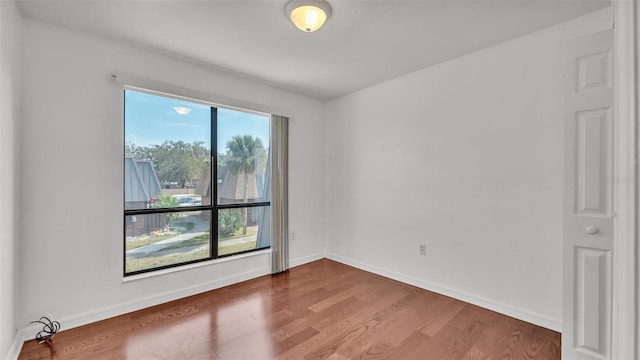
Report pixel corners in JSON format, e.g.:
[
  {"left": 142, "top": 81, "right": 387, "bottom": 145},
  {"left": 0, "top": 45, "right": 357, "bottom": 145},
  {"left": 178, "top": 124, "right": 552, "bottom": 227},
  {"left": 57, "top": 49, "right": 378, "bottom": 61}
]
[{"left": 218, "top": 210, "right": 244, "bottom": 238}]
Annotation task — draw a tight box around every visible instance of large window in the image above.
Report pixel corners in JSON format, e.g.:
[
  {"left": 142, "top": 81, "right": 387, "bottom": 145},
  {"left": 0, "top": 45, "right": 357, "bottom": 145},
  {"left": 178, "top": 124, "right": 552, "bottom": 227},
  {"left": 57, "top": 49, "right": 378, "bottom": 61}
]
[{"left": 124, "top": 89, "right": 271, "bottom": 275}]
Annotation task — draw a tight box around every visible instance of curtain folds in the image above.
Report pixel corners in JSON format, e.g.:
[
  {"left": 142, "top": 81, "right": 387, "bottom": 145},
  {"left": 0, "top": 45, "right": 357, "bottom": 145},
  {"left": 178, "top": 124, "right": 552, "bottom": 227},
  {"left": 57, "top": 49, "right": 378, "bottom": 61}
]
[{"left": 271, "top": 115, "right": 289, "bottom": 274}]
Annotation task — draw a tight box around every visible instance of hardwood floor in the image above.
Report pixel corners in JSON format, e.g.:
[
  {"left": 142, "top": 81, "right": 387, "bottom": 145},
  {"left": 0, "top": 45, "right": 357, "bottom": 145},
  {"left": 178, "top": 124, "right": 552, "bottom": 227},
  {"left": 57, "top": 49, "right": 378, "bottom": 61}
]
[{"left": 18, "top": 259, "right": 560, "bottom": 360}]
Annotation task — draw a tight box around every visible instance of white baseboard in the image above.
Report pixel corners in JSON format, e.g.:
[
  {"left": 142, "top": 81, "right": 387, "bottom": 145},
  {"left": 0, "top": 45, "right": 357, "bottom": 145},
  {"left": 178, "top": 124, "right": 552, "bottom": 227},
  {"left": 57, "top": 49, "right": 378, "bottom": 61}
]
[
  {"left": 3, "top": 330, "right": 24, "bottom": 360},
  {"left": 325, "top": 252, "right": 562, "bottom": 332},
  {"left": 20, "top": 266, "right": 272, "bottom": 341},
  {"left": 19, "top": 252, "right": 327, "bottom": 342},
  {"left": 289, "top": 252, "right": 325, "bottom": 268}
]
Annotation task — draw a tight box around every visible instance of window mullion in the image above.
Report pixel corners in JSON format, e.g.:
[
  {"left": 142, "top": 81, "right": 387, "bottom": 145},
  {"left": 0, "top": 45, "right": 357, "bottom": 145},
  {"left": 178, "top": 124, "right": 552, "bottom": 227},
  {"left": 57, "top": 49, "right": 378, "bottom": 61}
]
[
  {"left": 211, "top": 107, "right": 218, "bottom": 259},
  {"left": 217, "top": 202, "right": 271, "bottom": 210}
]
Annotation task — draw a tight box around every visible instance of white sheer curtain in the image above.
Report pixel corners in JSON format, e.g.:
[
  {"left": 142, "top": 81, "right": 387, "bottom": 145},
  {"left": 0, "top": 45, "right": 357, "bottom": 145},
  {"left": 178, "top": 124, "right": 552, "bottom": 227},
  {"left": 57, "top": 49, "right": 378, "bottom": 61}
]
[
  {"left": 255, "top": 159, "right": 271, "bottom": 249},
  {"left": 270, "top": 115, "right": 289, "bottom": 274}
]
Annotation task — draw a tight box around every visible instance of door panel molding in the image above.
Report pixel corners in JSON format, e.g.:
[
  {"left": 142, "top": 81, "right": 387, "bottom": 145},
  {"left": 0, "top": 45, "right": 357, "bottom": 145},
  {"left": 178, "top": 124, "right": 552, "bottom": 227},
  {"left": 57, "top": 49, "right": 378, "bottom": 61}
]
[
  {"left": 576, "top": 108, "right": 612, "bottom": 217},
  {"left": 575, "top": 246, "right": 610, "bottom": 357},
  {"left": 577, "top": 50, "right": 612, "bottom": 93}
]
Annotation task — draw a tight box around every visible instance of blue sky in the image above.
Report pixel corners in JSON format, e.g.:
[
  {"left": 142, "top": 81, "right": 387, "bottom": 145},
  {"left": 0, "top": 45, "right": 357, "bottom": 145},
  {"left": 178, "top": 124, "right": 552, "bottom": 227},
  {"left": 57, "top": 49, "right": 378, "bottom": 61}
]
[{"left": 124, "top": 90, "right": 270, "bottom": 152}]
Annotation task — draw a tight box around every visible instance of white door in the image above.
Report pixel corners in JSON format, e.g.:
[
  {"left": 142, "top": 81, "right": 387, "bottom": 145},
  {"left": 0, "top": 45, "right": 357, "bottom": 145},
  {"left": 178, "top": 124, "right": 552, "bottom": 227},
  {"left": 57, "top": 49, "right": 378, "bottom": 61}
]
[{"left": 563, "top": 30, "right": 613, "bottom": 360}]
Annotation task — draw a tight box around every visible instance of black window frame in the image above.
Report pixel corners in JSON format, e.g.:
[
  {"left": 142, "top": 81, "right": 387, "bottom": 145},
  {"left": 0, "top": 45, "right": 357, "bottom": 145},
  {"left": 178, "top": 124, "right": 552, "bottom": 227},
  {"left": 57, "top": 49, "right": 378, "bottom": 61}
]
[{"left": 123, "top": 90, "right": 271, "bottom": 277}]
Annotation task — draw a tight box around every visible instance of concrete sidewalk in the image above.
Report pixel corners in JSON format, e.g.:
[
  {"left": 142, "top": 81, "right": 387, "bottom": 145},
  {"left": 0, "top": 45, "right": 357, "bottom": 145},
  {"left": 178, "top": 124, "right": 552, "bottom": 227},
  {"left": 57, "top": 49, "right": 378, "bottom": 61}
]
[
  {"left": 127, "top": 215, "right": 209, "bottom": 255},
  {"left": 127, "top": 216, "right": 259, "bottom": 257}
]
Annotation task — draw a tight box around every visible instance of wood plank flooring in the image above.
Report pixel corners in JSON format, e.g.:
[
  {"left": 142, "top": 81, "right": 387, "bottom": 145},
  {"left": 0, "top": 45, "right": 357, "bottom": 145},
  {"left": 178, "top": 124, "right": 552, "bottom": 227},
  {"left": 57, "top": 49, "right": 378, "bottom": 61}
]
[{"left": 19, "top": 259, "right": 560, "bottom": 360}]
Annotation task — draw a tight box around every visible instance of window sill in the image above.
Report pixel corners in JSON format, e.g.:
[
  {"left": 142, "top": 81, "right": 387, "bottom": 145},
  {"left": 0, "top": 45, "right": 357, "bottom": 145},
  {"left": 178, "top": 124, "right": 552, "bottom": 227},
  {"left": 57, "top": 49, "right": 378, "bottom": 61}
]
[{"left": 123, "top": 248, "right": 271, "bottom": 283}]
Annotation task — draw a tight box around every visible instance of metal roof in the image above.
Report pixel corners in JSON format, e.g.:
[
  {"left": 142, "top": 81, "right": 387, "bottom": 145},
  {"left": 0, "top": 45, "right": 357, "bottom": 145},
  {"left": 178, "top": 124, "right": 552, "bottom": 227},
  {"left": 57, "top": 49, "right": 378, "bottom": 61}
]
[{"left": 124, "top": 157, "right": 162, "bottom": 203}]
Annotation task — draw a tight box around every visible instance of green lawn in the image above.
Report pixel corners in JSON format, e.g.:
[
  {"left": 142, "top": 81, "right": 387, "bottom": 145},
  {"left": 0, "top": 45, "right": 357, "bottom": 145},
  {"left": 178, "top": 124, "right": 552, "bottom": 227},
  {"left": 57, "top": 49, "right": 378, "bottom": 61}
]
[
  {"left": 220, "top": 227, "right": 257, "bottom": 241},
  {"left": 125, "top": 224, "right": 262, "bottom": 273},
  {"left": 126, "top": 232, "right": 179, "bottom": 251},
  {"left": 218, "top": 239, "right": 257, "bottom": 256},
  {"left": 161, "top": 227, "right": 259, "bottom": 251},
  {"left": 162, "top": 234, "right": 209, "bottom": 250},
  {"left": 125, "top": 247, "right": 210, "bottom": 273},
  {"left": 126, "top": 239, "right": 260, "bottom": 273},
  {"left": 126, "top": 222, "right": 194, "bottom": 251}
]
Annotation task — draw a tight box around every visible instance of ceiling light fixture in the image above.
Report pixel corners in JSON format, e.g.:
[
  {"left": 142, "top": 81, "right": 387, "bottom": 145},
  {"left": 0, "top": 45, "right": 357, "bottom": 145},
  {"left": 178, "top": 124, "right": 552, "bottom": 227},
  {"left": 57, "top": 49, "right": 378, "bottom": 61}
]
[{"left": 285, "top": 0, "right": 332, "bottom": 33}]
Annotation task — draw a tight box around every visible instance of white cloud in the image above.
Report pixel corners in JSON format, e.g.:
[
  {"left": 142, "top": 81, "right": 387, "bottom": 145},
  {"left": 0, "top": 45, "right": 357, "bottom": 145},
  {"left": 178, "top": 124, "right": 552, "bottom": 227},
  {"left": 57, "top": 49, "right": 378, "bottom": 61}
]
[{"left": 174, "top": 106, "right": 192, "bottom": 115}]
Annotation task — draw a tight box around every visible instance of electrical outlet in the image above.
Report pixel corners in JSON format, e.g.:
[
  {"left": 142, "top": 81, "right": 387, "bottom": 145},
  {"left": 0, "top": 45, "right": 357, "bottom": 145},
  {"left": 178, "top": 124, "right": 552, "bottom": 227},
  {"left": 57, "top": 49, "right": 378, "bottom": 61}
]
[
  {"left": 419, "top": 244, "right": 427, "bottom": 255},
  {"left": 290, "top": 231, "right": 296, "bottom": 241}
]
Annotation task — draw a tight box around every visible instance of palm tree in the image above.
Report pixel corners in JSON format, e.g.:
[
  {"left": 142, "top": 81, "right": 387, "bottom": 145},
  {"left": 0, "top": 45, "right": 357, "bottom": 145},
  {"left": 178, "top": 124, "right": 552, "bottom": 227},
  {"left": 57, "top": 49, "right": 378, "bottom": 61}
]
[
  {"left": 225, "top": 135, "right": 267, "bottom": 234},
  {"left": 154, "top": 193, "right": 181, "bottom": 230}
]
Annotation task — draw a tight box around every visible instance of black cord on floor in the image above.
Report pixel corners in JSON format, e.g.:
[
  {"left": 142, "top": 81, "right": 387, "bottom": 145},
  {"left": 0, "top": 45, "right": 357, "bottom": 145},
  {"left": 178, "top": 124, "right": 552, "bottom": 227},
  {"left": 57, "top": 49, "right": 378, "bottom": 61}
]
[{"left": 30, "top": 316, "right": 61, "bottom": 344}]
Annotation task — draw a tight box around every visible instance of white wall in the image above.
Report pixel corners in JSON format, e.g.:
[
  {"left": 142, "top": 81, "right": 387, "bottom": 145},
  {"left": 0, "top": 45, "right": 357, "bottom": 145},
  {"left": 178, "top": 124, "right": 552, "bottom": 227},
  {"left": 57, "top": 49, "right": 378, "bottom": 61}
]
[
  {"left": 325, "top": 8, "right": 612, "bottom": 331},
  {"left": 0, "top": 0, "right": 22, "bottom": 357},
  {"left": 19, "top": 19, "right": 326, "bottom": 332}
]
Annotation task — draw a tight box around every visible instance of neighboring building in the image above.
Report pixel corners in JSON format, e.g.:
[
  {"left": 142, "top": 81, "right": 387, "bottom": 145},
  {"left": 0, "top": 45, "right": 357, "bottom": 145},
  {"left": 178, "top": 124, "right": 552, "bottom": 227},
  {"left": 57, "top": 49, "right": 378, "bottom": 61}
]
[
  {"left": 124, "top": 157, "right": 164, "bottom": 236},
  {"left": 197, "top": 164, "right": 266, "bottom": 205},
  {"left": 219, "top": 167, "right": 262, "bottom": 205},
  {"left": 196, "top": 164, "right": 267, "bottom": 226},
  {"left": 196, "top": 165, "right": 212, "bottom": 206}
]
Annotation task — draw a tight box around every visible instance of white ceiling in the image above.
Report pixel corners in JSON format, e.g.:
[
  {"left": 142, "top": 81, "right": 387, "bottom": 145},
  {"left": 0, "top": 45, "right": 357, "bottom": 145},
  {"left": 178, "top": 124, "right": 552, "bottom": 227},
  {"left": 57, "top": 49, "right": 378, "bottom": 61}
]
[{"left": 17, "top": 0, "right": 610, "bottom": 100}]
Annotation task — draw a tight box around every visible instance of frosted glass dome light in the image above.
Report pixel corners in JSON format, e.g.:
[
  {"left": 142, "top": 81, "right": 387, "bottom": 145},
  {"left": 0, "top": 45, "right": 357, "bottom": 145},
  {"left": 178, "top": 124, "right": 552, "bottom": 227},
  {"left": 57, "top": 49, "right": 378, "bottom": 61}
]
[{"left": 285, "top": 0, "right": 332, "bottom": 33}]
